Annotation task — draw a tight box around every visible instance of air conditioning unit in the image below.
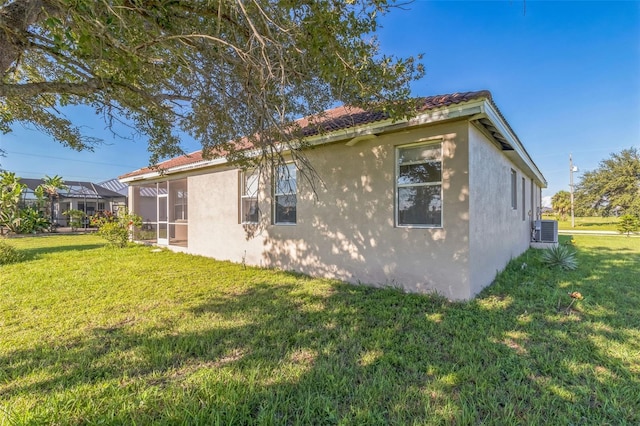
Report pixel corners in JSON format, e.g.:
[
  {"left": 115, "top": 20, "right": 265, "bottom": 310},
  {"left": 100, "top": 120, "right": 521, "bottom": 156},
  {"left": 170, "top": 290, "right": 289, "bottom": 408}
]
[{"left": 533, "top": 220, "right": 558, "bottom": 243}]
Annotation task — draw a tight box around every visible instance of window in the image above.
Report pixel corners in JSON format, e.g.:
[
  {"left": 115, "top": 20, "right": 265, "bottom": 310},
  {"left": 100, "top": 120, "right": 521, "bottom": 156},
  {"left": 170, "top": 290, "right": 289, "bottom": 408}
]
[
  {"left": 511, "top": 169, "right": 517, "bottom": 210},
  {"left": 521, "top": 177, "right": 526, "bottom": 221},
  {"left": 170, "top": 179, "right": 188, "bottom": 222},
  {"left": 241, "top": 170, "right": 259, "bottom": 224},
  {"left": 274, "top": 163, "right": 297, "bottom": 224},
  {"left": 98, "top": 202, "right": 105, "bottom": 211},
  {"left": 396, "top": 142, "right": 442, "bottom": 227}
]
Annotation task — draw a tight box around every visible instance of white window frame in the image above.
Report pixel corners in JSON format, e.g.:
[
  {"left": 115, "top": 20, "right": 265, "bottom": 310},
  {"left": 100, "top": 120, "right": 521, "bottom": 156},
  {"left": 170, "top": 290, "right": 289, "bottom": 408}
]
[
  {"left": 240, "top": 169, "right": 260, "bottom": 224},
  {"left": 511, "top": 169, "right": 518, "bottom": 210},
  {"left": 396, "top": 141, "right": 443, "bottom": 228},
  {"left": 521, "top": 177, "right": 526, "bottom": 221},
  {"left": 273, "top": 163, "right": 297, "bottom": 225}
]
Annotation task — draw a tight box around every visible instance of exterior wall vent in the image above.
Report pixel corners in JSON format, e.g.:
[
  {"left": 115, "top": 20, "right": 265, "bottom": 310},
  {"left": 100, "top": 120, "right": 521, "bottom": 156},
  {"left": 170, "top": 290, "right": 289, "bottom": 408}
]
[{"left": 533, "top": 220, "right": 558, "bottom": 243}]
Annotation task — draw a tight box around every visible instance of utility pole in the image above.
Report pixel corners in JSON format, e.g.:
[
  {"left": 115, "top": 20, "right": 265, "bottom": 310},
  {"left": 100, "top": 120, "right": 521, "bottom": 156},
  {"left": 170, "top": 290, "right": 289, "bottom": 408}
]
[{"left": 569, "top": 154, "right": 578, "bottom": 228}]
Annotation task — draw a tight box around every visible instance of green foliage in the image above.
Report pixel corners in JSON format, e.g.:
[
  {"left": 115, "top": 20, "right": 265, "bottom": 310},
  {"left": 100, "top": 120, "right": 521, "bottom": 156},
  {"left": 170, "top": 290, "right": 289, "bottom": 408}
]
[
  {"left": 91, "top": 209, "right": 142, "bottom": 247},
  {"left": 0, "top": 171, "right": 26, "bottom": 234},
  {"left": 0, "top": 239, "right": 23, "bottom": 264},
  {"left": 575, "top": 147, "right": 640, "bottom": 217},
  {"left": 617, "top": 214, "right": 639, "bottom": 236},
  {"left": 551, "top": 190, "right": 571, "bottom": 220},
  {"left": 540, "top": 244, "right": 578, "bottom": 270},
  {"left": 38, "top": 175, "right": 67, "bottom": 227},
  {"left": 63, "top": 209, "right": 85, "bottom": 231},
  {"left": 0, "top": 0, "right": 424, "bottom": 175},
  {"left": 17, "top": 207, "right": 50, "bottom": 234}
]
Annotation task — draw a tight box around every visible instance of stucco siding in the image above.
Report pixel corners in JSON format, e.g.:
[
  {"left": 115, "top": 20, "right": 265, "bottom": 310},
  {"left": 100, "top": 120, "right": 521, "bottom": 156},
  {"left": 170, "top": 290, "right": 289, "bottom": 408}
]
[
  {"left": 179, "top": 121, "right": 473, "bottom": 299},
  {"left": 264, "top": 121, "right": 471, "bottom": 298},
  {"left": 128, "top": 119, "right": 545, "bottom": 300},
  {"left": 468, "top": 124, "right": 532, "bottom": 296},
  {"left": 188, "top": 167, "right": 265, "bottom": 266}
]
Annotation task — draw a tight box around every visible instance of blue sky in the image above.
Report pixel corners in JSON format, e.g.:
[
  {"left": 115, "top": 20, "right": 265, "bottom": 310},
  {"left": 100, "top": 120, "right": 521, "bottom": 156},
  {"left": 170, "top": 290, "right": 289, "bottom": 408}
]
[{"left": 1, "top": 0, "right": 638, "bottom": 205}]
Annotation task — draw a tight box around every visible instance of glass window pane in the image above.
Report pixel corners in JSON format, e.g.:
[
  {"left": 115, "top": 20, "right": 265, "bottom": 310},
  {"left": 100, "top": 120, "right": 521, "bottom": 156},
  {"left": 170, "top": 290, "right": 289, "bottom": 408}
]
[
  {"left": 242, "top": 198, "right": 259, "bottom": 223},
  {"left": 398, "top": 162, "right": 442, "bottom": 185},
  {"left": 169, "top": 179, "right": 188, "bottom": 222},
  {"left": 398, "top": 186, "right": 442, "bottom": 226},
  {"left": 398, "top": 145, "right": 441, "bottom": 164},
  {"left": 245, "top": 171, "right": 259, "bottom": 196},
  {"left": 275, "top": 195, "right": 296, "bottom": 223},
  {"left": 276, "top": 165, "right": 296, "bottom": 195}
]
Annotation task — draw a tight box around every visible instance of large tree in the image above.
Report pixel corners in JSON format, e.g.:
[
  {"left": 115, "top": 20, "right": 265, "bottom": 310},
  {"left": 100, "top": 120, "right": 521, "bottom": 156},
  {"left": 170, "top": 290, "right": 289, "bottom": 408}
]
[
  {"left": 574, "top": 148, "right": 640, "bottom": 217},
  {"left": 0, "top": 0, "right": 424, "bottom": 173}
]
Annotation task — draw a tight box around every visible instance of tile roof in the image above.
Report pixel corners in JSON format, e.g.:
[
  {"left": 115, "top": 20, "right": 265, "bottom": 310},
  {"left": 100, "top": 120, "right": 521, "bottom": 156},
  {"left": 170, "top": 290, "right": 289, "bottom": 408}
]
[{"left": 120, "top": 90, "right": 492, "bottom": 179}]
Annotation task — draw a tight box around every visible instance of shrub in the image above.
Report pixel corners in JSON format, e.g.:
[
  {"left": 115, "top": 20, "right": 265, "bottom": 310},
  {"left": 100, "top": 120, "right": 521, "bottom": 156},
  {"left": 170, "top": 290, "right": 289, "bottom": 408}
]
[
  {"left": 0, "top": 240, "right": 24, "bottom": 265},
  {"left": 91, "top": 209, "right": 142, "bottom": 248},
  {"left": 617, "top": 214, "right": 639, "bottom": 236},
  {"left": 17, "top": 207, "right": 50, "bottom": 234},
  {"left": 540, "top": 244, "right": 578, "bottom": 271},
  {"left": 63, "top": 209, "right": 86, "bottom": 231}
]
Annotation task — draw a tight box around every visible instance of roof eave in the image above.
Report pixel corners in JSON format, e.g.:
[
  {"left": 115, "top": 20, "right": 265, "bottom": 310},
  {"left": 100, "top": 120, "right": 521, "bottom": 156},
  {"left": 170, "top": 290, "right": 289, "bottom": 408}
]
[
  {"left": 478, "top": 100, "right": 547, "bottom": 188},
  {"left": 120, "top": 95, "right": 547, "bottom": 189}
]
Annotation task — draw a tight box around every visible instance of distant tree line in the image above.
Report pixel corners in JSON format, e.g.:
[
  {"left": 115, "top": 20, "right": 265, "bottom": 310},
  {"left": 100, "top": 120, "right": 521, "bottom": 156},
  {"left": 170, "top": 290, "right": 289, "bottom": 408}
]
[{"left": 552, "top": 148, "right": 640, "bottom": 219}]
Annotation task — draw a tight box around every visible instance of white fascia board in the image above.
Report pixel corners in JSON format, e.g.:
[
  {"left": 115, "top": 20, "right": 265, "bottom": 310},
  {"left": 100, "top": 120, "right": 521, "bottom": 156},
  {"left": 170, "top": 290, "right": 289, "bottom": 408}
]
[
  {"left": 482, "top": 101, "right": 547, "bottom": 187},
  {"left": 120, "top": 172, "right": 161, "bottom": 183},
  {"left": 119, "top": 157, "right": 229, "bottom": 183}
]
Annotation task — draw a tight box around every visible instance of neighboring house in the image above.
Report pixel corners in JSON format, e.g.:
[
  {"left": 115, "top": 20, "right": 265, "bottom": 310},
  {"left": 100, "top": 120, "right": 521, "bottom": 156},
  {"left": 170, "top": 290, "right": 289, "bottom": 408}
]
[
  {"left": 120, "top": 90, "right": 547, "bottom": 300},
  {"left": 20, "top": 178, "right": 127, "bottom": 226}
]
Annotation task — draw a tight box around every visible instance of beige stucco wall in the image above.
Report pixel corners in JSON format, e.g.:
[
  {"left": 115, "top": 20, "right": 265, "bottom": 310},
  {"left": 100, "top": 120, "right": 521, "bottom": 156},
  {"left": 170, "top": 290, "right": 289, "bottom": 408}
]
[
  {"left": 467, "top": 124, "right": 534, "bottom": 297},
  {"left": 188, "top": 167, "right": 266, "bottom": 266},
  {"left": 130, "top": 119, "right": 542, "bottom": 300},
  {"left": 184, "top": 120, "right": 473, "bottom": 299}
]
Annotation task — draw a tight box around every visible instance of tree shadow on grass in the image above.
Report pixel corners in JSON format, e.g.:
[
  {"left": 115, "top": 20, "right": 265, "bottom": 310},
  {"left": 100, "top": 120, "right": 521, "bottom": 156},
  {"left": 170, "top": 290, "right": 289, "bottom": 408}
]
[
  {"left": 22, "top": 244, "right": 106, "bottom": 257},
  {"left": 1, "top": 251, "right": 639, "bottom": 423}
]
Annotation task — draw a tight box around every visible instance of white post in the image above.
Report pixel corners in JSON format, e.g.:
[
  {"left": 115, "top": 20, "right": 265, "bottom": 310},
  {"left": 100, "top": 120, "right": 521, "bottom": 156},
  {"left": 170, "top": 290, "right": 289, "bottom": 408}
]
[{"left": 570, "top": 154, "right": 575, "bottom": 228}]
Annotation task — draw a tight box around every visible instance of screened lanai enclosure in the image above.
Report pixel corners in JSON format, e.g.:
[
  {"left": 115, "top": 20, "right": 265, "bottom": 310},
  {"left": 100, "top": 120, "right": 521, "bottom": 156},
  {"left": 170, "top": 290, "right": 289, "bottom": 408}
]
[
  {"left": 129, "top": 178, "right": 188, "bottom": 247},
  {"left": 19, "top": 179, "right": 126, "bottom": 227}
]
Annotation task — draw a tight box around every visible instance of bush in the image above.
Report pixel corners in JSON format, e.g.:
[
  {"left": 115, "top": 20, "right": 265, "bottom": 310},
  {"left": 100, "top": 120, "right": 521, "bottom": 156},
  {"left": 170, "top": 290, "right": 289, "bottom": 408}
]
[
  {"left": 63, "top": 209, "right": 85, "bottom": 231},
  {"left": 617, "top": 214, "right": 639, "bottom": 236},
  {"left": 17, "top": 207, "right": 50, "bottom": 234},
  {"left": 540, "top": 244, "right": 578, "bottom": 271},
  {"left": 0, "top": 240, "right": 24, "bottom": 265},
  {"left": 91, "top": 209, "right": 142, "bottom": 248}
]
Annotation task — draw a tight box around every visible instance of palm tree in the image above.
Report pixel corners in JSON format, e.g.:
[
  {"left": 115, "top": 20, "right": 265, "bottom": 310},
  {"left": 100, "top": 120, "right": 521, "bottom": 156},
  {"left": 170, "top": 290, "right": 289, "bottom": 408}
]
[
  {"left": 38, "top": 175, "right": 67, "bottom": 230},
  {"left": 551, "top": 190, "right": 571, "bottom": 220}
]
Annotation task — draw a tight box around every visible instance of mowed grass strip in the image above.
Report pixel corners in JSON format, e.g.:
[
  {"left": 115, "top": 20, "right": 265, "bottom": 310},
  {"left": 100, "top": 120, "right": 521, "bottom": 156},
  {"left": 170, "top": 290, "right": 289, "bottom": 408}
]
[
  {"left": 543, "top": 215, "right": 622, "bottom": 232},
  {"left": 1, "top": 234, "right": 639, "bottom": 424}
]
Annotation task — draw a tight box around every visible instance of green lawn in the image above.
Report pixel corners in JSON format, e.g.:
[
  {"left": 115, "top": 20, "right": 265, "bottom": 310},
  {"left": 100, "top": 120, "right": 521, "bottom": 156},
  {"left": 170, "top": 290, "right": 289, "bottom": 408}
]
[
  {"left": 1, "top": 234, "right": 639, "bottom": 424},
  {"left": 543, "top": 214, "right": 621, "bottom": 231}
]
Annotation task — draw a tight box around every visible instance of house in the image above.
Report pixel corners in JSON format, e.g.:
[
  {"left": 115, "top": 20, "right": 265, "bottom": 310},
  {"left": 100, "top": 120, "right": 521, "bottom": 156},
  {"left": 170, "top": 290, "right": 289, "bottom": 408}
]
[
  {"left": 120, "top": 90, "right": 547, "bottom": 300},
  {"left": 19, "top": 178, "right": 127, "bottom": 226}
]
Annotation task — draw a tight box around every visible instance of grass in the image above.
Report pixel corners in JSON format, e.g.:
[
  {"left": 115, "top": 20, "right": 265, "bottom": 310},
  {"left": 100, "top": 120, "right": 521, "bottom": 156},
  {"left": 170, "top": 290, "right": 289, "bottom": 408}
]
[
  {"left": 1, "top": 234, "right": 639, "bottom": 424},
  {"left": 543, "top": 214, "right": 621, "bottom": 231}
]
